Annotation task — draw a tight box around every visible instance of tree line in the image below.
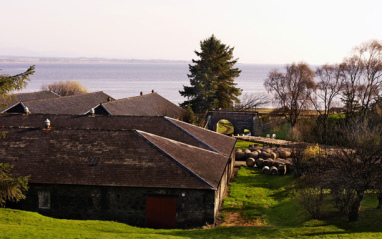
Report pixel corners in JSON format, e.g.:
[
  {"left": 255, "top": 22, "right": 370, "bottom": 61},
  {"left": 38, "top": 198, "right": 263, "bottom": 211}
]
[
  {"left": 264, "top": 40, "right": 382, "bottom": 145},
  {"left": 263, "top": 40, "right": 382, "bottom": 222},
  {"left": 179, "top": 36, "right": 382, "bottom": 223}
]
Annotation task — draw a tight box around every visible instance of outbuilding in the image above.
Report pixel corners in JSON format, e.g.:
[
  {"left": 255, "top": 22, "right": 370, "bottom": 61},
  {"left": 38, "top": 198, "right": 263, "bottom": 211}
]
[{"left": 0, "top": 114, "right": 236, "bottom": 228}]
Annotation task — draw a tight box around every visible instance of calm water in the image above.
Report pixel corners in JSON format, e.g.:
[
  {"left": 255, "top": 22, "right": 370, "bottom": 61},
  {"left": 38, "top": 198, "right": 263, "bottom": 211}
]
[{"left": 0, "top": 63, "right": 283, "bottom": 104}]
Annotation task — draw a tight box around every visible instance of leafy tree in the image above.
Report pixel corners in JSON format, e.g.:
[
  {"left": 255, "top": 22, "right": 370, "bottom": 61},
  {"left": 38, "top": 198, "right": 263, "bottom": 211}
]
[
  {"left": 0, "top": 65, "right": 33, "bottom": 206},
  {"left": 180, "top": 35, "right": 242, "bottom": 112},
  {"left": 264, "top": 62, "right": 315, "bottom": 129},
  {"left": 41, "top": 80, "right": 88, "bottom": 96}
]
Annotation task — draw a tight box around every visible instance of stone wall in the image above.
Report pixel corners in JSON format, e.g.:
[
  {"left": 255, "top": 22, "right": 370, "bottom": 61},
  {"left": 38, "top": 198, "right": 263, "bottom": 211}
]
[
  {"left": 11, "top": 184, "right": 216, "bottom": 228},
  {"left": 206, "top": 111, "right": 258, "bottom": 135},
  {"left": 213, "top": 151, "right": 235, "bottom": 218}
]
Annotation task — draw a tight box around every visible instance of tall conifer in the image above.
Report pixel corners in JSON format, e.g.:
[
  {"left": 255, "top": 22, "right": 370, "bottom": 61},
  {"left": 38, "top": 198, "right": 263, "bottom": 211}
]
[{"left": 180, "top": 35, "right": 242, "bottom": 112}]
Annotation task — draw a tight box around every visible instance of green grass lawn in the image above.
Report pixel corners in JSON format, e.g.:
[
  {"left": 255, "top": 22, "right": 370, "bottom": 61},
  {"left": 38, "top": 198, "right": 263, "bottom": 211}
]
[
  {"left": 2, "top": 167, "right": 382, "bottom": 238},
  {"left": 217, "top": 119, "right": 234, "bottom": 135},
  {"left": 261, "top": 121, "right": 291, "bottom": 140},
  {"left": 235, "top": 139, "right": 257, "bottom": 150}
]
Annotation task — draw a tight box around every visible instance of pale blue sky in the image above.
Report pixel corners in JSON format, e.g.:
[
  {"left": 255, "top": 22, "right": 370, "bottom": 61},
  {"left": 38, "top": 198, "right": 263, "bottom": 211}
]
[{"left": 1, "top": 0, "right": 381, "bottom": 64}]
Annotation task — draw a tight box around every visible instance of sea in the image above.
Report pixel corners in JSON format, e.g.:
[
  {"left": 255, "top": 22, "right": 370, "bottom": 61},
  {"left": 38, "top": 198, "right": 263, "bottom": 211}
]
[{"left": 0, "top": 63, "right": 283, "bottom": 104}]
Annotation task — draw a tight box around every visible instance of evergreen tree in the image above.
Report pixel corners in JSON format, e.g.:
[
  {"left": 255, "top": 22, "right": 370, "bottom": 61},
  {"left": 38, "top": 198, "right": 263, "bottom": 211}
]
[
  {"left": 0, "top": 65, "right": 33, "bottom": 206},
  {"left": 180, "top": 35, "right": 242, "bottom": 112},
  {"left": 0, "top": 163, "right": 29, "bottom": 207},
  {"left": 0, "top": 65, "right": 35, "bottom": 108}
]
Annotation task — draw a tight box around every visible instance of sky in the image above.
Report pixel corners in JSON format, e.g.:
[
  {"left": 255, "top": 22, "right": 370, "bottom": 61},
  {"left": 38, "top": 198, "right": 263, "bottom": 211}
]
[{"left": 1, "top": 0, "right": 381, "bottom": 65}]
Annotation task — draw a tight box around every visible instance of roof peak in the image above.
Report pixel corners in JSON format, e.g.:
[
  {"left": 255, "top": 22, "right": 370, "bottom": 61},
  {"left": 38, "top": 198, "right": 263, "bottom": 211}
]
[
  {"left": 17, "top": 91, "right": 109, "bottom": 104},
  {"left": 135, "top": 130, "right": 219, "bottom": 190},
  {"left": 104, "top": 92, "right": 158, "bottom": 103}
]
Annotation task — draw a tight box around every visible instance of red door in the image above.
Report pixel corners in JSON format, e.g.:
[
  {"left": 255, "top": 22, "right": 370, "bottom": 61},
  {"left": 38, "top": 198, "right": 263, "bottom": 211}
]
[{"left": 146, "top": 197, "right": 176, "bottom": 228}]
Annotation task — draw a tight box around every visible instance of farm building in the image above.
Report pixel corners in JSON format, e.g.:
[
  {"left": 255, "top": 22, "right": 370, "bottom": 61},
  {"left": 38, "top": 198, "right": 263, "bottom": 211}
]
[
  {"left": 93, "top": 92, "right": 186, "bottom": 119},
  {"left": 3, "top": 91, "right": 114, "bottom": 115},
  {"left": 0, "top": 90, "right": 60, "bottom": 112},
  {"left": 0, "top": 114, "right": 235, "bottom": 228}
]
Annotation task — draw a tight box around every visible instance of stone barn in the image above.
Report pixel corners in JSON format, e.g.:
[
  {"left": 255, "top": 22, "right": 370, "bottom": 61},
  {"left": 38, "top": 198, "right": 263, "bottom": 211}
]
[
  {"left": 93, "top": 92, "right": 186, "bottom": 119},
  {"left": 0, "top": 114, "right": 236, "bottom": 228},
  {"left": 0, "top": 91, "right": 59, "bottom": 112},
  {"left": 3, "top": 91, "right": 114, "bottom": 114}
]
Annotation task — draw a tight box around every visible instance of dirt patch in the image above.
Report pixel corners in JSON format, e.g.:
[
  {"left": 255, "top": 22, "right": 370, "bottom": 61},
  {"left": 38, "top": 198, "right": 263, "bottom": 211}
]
[
  {"left": 221, "top": 212, "right": 265, "bottom": 227},
  {"left": 211, "top": 166, "right": 266, "bottom": 227}
]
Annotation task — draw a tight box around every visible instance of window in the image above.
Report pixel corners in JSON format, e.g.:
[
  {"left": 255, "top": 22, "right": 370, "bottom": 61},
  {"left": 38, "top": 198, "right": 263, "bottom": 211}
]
[{"left": 38, "top": 191, "right": 51, "bottom": 209}]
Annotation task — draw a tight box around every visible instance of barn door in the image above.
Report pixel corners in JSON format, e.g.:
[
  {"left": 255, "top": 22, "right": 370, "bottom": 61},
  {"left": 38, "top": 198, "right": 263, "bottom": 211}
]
[{"left": 146, "top": 197, "right": 176, "bottom": 228}]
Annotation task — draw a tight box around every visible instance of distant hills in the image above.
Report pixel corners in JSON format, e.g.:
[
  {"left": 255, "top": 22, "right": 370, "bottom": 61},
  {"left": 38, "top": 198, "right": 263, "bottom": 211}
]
[{"left": 0, "top": 55, "right": 188, "bottom": 64}]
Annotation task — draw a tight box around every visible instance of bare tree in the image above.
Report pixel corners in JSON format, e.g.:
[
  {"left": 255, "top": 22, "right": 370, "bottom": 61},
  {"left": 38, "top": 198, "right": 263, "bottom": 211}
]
[
  {"left": 310, "top": 64, "right": 343, "bottom": 144},
  {"left": 340, "top": 40, "right": 382, "bottom": 120},
  {"left": 41, "top": 80, "right": 88, "bottom": 96},
  {"left": 235, "top": 92, "right": 270, "bottom": 111},
  {"left": 295, "top": 120, "right": 382, "bottom": 222},
  {"left": 264, "top": 62, "right": 315, "bottom": 129},
  {"left": 319, "top": 121, "right": 382, "bottom": 221}
]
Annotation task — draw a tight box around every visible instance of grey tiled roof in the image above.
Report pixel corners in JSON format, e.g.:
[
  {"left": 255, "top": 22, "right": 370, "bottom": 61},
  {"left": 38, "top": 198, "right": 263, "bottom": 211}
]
[
  {"left": 95, "top": 93, "right": 186, "bottom": 119},
  {"left": 0, "top": 114, "right": 233, "bottom": 154},
  {"left": 4, "top": 92, "right": 114, "bottom": 115},
  {"left": 0, "top": 115, "right": 236, "bottom": 190},
  {"left": 137, "top": 130, "right": 228, "bottom": 189},
  {"left": 0, "top": 127, "right": 215, "bottom": 189},
  {"left": 165, "top": 117, "right": 237, "bottom": 158},
  {"left": 0, "top": 91, "right": 60, "bottom": 112}
]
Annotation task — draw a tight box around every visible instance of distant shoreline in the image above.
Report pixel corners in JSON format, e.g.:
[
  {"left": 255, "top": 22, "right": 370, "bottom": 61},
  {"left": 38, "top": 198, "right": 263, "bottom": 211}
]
[
  {"left": 0, "top": 56, "right": 283, "bottom": 66},
  {"left": 0, "top": 56, "right": 189, "bottom": 65}
]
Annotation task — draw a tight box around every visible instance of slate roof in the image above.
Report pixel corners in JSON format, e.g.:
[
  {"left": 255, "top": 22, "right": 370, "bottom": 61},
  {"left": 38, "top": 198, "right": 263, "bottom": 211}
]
[
  {"left": 137, "top": 131, "right": 228, "bottom": 189},
  {"left": 0, "top": 127, "right": 222, "bottom": 189},
  {"left": 94, "top": 93, "right": 186, "bottom": 119},
  {"left": 0, "top": 114, "right": 236, "bottom": 156},
  {"left": 165, "top": 118, "right": 237, "bottom": 158},
  {"left": 3, "top": 91, "right": 114, "bottom": 115},
  {"left": 0, "top": 91, "right": 60, "bottom": 112}
]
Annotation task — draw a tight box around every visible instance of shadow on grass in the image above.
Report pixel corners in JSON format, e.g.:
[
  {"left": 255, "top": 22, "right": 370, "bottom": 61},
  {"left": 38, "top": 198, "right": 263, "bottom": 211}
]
[{"left": 157, "top": 226, "right": 284, "bottom": 239}]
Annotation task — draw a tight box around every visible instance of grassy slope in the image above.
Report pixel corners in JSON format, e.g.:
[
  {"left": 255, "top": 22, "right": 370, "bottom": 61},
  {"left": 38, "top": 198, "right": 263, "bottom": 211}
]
[
  {"left": 217, "top": 119, "right": 234, "bottom": 135},
  {"left": 2, "top": 168, "right": 382, "bottom": 238},
  {"left": 235, "top": 139, "right": 257, "bottom": 150}
]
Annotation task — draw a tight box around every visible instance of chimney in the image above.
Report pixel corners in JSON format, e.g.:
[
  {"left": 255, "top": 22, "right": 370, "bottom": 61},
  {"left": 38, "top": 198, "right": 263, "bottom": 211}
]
[
  {"left": 44, "top": 119, "right": 51, "bottom": 130},
  {"left": 90, "top": 108, "right": 95, "bottom": 117},
  {"left": 25, "top": 106, "right": 30, "bottom": 115},
  {"left": 107, "top": 96, "right": 112, "bottom": 102},
  {"left": 152, "top": 89, "right": 154, "bottom": 93},
  {"left": 140, "top": 91, "right": 143, "bottom": 96}
]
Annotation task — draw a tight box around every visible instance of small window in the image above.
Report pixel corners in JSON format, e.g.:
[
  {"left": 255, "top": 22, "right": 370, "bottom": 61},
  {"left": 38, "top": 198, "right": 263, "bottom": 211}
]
[
  {"left": 89, "top": 157, "right": 100, "bottom": 166},
  {"left": 38, "top": 191, "right": 51, "bottom": 209}
]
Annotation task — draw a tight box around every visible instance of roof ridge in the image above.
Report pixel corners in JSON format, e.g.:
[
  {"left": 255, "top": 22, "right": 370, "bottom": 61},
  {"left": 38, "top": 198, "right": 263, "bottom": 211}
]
[
  {"left": 48, "top": 90, "right": 61, "bottom": 97},
  {"left": 151, "top": 93, "right": 185, "bottom": 110},
  {"left": 136, "top": 129, "right": 221, "bottom": 155},
  {"left": 166, "top": 116, "right": 235, "bottom": 139},
  {"left": 8, "top": 90, "right": 55, "bottom": 96},
  {"left": 0, "top": 113, "right": 167, "bottom": 119},
  {"left": 19, "top": 91, "right": 107, "bottom": 103},
  {"left": 135, "top": 130, "right": 217, "bottom": 190},
  {"left": 0, "top": 125, "right": 137, "bottom": 132},
  {"left": 164, "top": 117, "right": 220, "bottom": 154},
  {"left": 1, "top": 102, "right": 24, "bottom": 113},
  {"left": 105, "top": 92, "right": 157, "bottom": 103}
]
